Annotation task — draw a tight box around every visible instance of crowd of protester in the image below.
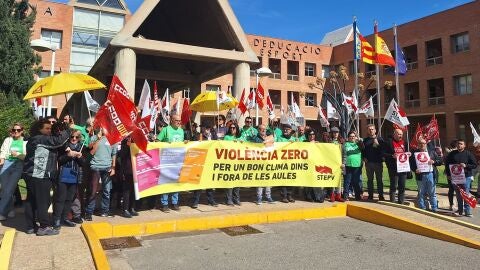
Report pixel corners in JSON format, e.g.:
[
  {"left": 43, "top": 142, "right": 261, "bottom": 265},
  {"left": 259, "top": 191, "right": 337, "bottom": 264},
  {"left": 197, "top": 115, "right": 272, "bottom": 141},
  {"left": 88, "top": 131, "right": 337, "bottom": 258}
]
[{"left": 0, "top": 114, "right": 478, "bottom": 236}]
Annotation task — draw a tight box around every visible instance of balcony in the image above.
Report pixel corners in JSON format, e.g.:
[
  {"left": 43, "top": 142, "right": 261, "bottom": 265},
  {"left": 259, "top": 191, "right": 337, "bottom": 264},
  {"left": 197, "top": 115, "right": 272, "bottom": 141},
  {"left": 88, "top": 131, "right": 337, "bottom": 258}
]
[
  {"left": 365, "top": 70, "right": 376, "bottom": 78},
  {"left": 426, "top": 56, "right": 443, "bottom": 66},
  {"left": 406, "top": 61, "right": 418, "bottom": 70},
  {"left": 428, "top": 96, "right": 445, "bottom": 106},
  {"left": 287, "top": 74, "right": 299, "bottom": 81},
  {"left": 405, "top": 99, "right": 420, "bottom": 108},
  {"left": 269, "top": 72, "right": 281, "bottom": 79}
]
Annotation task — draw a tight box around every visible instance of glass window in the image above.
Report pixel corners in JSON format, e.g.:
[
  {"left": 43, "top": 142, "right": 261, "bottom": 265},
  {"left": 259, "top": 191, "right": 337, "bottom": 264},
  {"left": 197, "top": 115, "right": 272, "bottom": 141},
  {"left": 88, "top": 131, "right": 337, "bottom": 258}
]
[
  {"left": 206, "top": 84, "right": 221, "bottom": 91},
  {"left": 77, "top": 0, "right": 125, "bottom": 10},
  {"left": 40, "top": 29, "right": 62, "bottom": 49},
  {"left": 72, "top": 31, "right": 99, "bottom": 47},
  {"left": 305, "top": 63, "right": 316, "bottom": 77},
  {"left": 454, "top": 74, "right": 472, "bottom": 95},
  {"left": 322, "top": 65, "right": 330, "bottom": 78},
  {"left": 304, "top": 93, "right": 316, "bottom": 107},
  {"left": 451, "top": 32, "right": 469, "bottom": 53},
  {"left": 269, "top": 90, "right": 281, "bottom": 106},
  {"left": 459, "top": 124, "right": 466, "bottom": 141},
  {"left": 99, "top": 12, "right": 125, "bottom": 32}
]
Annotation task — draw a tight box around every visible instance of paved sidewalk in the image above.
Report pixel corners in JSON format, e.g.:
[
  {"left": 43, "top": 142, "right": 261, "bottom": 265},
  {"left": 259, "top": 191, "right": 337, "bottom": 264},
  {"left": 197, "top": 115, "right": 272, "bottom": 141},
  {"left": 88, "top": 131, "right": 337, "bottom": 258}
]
[{"left": 1, "top": 187, "right": 478, "bottom": 269}]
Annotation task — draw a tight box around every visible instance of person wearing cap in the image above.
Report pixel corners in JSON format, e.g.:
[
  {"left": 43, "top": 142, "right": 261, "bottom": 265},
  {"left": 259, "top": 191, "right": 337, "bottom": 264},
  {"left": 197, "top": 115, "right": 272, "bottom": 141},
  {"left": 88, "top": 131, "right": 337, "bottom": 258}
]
[
  {"left": 325, "top": 127, "right": 345, "bottom": 202},
  {"left": 275, "top": 124, "right": 297, "bottom": 203}
]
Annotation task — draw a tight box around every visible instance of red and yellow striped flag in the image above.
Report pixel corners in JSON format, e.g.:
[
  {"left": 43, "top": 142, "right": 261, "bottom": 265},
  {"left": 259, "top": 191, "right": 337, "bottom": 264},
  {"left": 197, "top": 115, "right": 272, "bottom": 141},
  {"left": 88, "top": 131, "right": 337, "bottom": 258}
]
[
  {"left": 375, "top": 34, "right": 396, "bottom": 66},
  {"left": 358, "top": 34, "right": 375, "bottom": 64}
]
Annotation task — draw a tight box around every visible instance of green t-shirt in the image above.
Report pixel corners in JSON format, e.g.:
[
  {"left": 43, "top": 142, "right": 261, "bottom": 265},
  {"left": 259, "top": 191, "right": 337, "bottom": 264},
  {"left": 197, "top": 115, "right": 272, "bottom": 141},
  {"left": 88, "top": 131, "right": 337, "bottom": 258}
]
[
  {"left": 275, "top": 135, "right": 297, "bottom": 142},
  {"left": 223, "top": 134, "right": 239, "bottom": 141},
  {"left": 298, "top": 135, "right": 306, "bottom": 142},
  {"left": 8, "top": 138, "right": 24, "bottom": 161},
  {"left": 157, "top": 125, "right": 184, "bottom": 142},
  {"left": 240, "top": 126, "right": 258, "bottom": 141},
  {"left": 344, "top": 141, "right": 362, "bottom": 167}
]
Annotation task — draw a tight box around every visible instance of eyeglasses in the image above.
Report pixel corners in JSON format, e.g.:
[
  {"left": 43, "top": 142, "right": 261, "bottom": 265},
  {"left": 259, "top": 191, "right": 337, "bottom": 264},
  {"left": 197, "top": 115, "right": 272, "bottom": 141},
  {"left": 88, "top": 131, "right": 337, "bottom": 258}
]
[
  {"left": 49, "top": 121, "right": 56, "bottom": 124},
  {"left": 71, "top": 135, "right": 80, "bottom": 139},
  {"left": 11, "top": 128, "right": 22, "bottom": 132}
]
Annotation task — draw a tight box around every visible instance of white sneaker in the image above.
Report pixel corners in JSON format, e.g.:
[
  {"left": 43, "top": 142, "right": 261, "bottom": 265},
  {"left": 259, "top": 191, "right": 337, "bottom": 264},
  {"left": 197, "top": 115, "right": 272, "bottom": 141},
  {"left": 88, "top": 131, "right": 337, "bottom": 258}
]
[
  {"left": 0, "top": 214, "right": 6, "bottom": 221},
  {"left": 7, "top": 210, "right": 15, "bottom": 218}
]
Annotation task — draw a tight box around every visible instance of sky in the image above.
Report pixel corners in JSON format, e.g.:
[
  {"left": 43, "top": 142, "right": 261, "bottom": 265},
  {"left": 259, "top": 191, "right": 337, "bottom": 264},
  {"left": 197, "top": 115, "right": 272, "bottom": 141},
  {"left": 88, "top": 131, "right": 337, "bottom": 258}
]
[{"left": 53, "top": 0, "right": 472, "bottom": 44}]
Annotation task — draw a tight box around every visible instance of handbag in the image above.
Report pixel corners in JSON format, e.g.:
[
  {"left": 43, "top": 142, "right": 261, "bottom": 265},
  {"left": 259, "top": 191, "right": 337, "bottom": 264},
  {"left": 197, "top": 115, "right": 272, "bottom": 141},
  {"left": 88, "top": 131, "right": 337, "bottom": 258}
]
[{"left": 59, "top": 161, "right": 78, "bottom": 184}]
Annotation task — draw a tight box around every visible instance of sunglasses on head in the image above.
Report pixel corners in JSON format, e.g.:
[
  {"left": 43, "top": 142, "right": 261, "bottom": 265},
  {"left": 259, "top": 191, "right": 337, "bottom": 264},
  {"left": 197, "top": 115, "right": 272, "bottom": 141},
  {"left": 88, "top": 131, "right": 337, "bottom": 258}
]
[{"left": 11, "top": 128, "right": 22, "bottom": 132}]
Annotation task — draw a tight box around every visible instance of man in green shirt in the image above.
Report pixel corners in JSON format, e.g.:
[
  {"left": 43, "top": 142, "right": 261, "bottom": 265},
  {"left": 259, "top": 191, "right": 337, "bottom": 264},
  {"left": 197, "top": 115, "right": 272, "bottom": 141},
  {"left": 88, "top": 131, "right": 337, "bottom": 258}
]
[
  {"left": 275, "top": 124, "right": 297, "bottom": 203},
  {"left": 156, "top": 115, "right": 185, "bottom": 212},
  {"left": 240, "top": 116, "right": 258, "bottom": 141},
  {"left": 297, "top": 125, "right": 306, "bottom": 142}
]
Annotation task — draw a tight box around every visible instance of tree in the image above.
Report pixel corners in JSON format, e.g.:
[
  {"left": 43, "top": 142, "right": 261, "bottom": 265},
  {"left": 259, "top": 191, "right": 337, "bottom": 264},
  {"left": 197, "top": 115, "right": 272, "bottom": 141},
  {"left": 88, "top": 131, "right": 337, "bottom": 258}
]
[
  {"left": 0, "top": 92, "right": 34, "bottom": 140},
  {"left": 0, "top": 0, "right": 40, "bottom": 99}
]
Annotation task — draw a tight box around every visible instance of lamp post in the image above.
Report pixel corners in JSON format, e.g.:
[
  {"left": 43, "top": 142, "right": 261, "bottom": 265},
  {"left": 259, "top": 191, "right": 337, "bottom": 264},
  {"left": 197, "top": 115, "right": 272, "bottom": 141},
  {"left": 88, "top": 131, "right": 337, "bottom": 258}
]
[
  {"left": 255, "top": 67, "right": 272, "bottom": 126},
  {"left": 30, "top": 39, "right": 57, "bottom": 117}
]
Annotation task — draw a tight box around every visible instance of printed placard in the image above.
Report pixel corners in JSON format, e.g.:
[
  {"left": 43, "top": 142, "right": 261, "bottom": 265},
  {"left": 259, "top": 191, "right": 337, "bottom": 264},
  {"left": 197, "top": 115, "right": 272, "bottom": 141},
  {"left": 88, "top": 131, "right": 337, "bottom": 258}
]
[
  {"left": 449, "top": 164, "right": 466, "bottom": 184},
  {"left": 414, "top": 152, "right": 432, "bottom": 173},
  {"left": 396, "top": 152, "right": 411, "bottom": 173}
]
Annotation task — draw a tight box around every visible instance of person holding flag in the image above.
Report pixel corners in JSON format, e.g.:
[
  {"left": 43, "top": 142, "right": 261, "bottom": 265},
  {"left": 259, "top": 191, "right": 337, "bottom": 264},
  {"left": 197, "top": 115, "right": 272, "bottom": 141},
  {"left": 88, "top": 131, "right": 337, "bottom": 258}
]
[{"left": 445, "top": 139, "right": 477, "bottom": 217}]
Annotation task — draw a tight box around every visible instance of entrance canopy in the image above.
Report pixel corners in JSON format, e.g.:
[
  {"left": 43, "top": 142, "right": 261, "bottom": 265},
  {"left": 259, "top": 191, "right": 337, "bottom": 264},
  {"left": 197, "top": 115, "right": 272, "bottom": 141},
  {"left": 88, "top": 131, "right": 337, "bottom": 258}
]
[{"left": 89, "top": 0, "right": 258, "bottom": 99}]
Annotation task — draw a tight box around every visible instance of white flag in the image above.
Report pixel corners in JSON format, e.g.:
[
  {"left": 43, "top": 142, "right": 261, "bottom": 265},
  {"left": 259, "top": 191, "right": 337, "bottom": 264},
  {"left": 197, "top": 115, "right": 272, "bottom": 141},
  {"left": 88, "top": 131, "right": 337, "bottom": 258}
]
[
  {"left": 84, "top": 91, "right": 100, "bottom": 113},
  {"left": 160, "top": 88, "right": 170, "bottom": 123},
  {"left": 384, "top": 99, "right": 409, "bottom": 127},
  {"left": 327, "top": 100, "right": 339, "bottom": 119},
  {"left": 246, "top": 89, "right": 256, "bottom": 110},
  {"left": 266, "top": 94, "right": 275, "bottom": 120},
  {"left": 291, "top": 92, "right": 303, "bottom": 118},
  {"left": 470, "top": 122, "right": 480, "bottom": 147},
  {"left": 280, "top": 106, "right": 289, "bottom": 124},
  {"left": 217, "top": 90, "right": 232, "bottom": 110},
  {"left": 358, "top": 96, "right": 374, "bottom": 118},
  {"left": 342, "top": 93, "right": 357, "bottom": 114},
  {"left": 138, "top": 80, "right": 151, "bottom": 110},
  {"left": 317, "top": 104, "right": 330, "bottom": 128}
]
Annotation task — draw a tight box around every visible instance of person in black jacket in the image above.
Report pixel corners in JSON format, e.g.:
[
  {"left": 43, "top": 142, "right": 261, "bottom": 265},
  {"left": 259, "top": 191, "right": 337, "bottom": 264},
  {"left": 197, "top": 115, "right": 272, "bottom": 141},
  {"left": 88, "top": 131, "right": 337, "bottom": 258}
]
[
  {"left": 445, "top": 139, "right": 477, "bottom": 217},
  {"left": 362, "top": 124, "right": 385, "bottom": 201},
  {"left": 23, "top": 119, "right": 70, "bottom": 236},
  {"left": 383, "top": 128, "right": 409, "bottom": 204},
  {"left": 409, "top": 138, "right": 443, "bottom": 212},
  {"left": 53, "top": 130, "right": 85, "bottom": 229},
  {"left": 118, "top": 137, "right": 139, "bottom": 218}
]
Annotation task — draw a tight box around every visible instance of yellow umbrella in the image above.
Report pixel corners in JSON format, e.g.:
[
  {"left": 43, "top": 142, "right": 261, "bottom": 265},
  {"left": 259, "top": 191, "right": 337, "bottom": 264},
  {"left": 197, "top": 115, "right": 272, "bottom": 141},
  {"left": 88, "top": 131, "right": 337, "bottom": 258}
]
[
  {"left": 190, "top": 91, "right": 239, "bottom": 112},
  {"left": 23, "top": 73, "right": 106, "bottom": 100}
]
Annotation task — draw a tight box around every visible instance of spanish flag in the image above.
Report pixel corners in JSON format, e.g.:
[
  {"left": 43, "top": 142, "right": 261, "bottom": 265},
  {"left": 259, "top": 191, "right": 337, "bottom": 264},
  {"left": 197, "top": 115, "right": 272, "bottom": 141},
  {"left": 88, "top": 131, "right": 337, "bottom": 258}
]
[
  {"left": 358, "top": 34, "right": 375, "bottom": 65},
  {"left": 374, "top": 26, "right": 396, "bottom": 67}
]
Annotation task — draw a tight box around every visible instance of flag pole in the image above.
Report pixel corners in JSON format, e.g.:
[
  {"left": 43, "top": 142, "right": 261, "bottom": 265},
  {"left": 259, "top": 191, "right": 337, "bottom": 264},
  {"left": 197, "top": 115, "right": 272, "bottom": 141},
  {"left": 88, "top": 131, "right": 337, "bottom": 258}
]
[
  {"left": 374, "top": 21, "right": 382, "bottom": 137},
  {"left": 394, "top": 24, "right": 400, "bottom": 104},
  {"left": 353, "top": 16, "right": 360, "bottom": 137}
]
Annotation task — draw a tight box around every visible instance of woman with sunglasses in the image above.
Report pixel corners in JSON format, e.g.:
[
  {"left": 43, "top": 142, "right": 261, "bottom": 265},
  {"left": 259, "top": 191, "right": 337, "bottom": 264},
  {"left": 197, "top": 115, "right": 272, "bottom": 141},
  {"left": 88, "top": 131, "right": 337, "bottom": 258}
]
[
  {"left": 53, "top": 130, "right": 85, "bottom": 229},
  {"left": 0, "top": 123, "right": 27, "bottom": 221},
  {"left": 223, "top": 123, "right": 243, "bottom": 206}
]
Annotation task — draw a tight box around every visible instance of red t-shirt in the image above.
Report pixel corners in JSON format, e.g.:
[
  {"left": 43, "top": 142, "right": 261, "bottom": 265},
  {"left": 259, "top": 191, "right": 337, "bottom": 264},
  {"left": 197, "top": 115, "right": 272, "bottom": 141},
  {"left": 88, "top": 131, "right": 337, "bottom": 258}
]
[{"left": 393, "top": 140, "right": 405, "bottom": 154}]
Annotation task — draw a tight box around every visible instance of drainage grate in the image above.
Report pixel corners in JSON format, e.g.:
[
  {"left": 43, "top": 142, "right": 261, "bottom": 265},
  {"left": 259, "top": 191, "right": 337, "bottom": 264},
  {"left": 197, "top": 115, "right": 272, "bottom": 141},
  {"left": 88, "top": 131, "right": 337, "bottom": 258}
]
[
  {"left": 100, "top": 236, "right": 142, "bottom": 250},
  {"left": 220, "top": 225, "right": 263, "bottom": 236}
]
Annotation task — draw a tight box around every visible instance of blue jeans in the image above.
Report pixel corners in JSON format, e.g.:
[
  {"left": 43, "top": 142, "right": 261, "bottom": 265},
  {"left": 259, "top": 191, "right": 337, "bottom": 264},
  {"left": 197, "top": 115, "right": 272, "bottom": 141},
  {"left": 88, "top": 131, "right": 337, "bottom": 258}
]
[
  {"left": 0, "top": 160, "right": 24, "bottom": 216},
  {"left": 343, "top": 166, "right": 362, "bottom": 199},
  {"left": 416, "top": 172, "right": 437, "bottom": 211},
  {"left": 161, "top": 193, "right": 178, "bottom": 206},
  {"left": 86, "top": 168, "right": 112, "bottom": 214},
  {"left": 455, "top": 176, "right": 473, "bottom": 215}
]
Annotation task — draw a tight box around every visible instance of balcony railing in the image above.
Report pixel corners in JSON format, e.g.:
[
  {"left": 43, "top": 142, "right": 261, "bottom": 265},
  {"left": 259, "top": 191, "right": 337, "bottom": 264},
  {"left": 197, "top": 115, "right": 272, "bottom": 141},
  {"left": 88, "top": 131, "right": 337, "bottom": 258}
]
[
  {"left": 405, "top": 99, "right": 420, "bottom": 108},
  {"left": 406, "top": 61, "right": 418, "bottom": 70},
  {"left": 426, "top": 56, "right": 443, "bottom": 66},
  {"left": 428, "top": 96, "right": 445, "bottom": 106},
  {"left": 287, "top": 74, "right": 299, "bottom": 81},
  {"left": 269, "top": 72, "right": 281, "bottom": 79},
  {"left": 365, "top": 70, "right": 376, "bottom": 78}
]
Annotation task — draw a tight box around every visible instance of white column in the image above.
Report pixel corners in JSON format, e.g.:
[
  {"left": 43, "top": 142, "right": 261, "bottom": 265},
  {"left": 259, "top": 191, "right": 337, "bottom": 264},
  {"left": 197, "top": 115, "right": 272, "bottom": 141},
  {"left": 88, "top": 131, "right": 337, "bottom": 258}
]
[
  {"left": 114, "top": 48, "right": 136, "bottom": 101},
  {"left": 232, "top": 62, "right": 250, "bottom": 126}
]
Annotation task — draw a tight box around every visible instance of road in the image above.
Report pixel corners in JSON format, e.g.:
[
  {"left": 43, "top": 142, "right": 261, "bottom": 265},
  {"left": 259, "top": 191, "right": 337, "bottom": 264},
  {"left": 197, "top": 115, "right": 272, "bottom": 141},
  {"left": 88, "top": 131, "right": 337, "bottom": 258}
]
[{"left": 106, "top": 218, "right": 480, "bottom": 270}]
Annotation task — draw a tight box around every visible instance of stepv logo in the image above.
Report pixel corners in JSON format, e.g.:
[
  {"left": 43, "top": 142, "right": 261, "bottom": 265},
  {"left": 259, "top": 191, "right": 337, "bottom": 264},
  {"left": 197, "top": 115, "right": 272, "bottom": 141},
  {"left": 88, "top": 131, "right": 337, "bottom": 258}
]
[{"left": 316, "top": 165, "right": 335, "bottom": 181}]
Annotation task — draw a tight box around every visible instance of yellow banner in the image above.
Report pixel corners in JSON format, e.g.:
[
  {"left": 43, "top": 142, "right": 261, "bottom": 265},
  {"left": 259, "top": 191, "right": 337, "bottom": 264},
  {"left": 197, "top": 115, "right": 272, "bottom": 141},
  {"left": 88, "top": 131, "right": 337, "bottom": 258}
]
[{"left": 131, "top": 141, "right": 342, "bottom": 199}]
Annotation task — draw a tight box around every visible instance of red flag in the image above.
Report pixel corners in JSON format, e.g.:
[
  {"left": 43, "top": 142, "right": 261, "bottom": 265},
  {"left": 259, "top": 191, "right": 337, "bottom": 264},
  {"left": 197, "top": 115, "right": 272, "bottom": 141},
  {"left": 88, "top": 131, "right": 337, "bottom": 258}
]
[
  {"left": 256, "top": 83, "right": 265, "bottom": 109},
  {"left": 238, "top": 88, "right": 247, "bottom": 115},
  {"left": 131, "top": 115, "right": 151, "bottom": 155},
  {"left": 36, "top": 97, "right": 42, "bottom": 106},
  {"left": 181, "top": 98, "right": 192, "bottom": 125},
  {"left": 410, "top": 123, "right": 424, "bottom": 150},
  {"left": 422, "top": 115, "right": 439, "bottom": 143},
  {"left": 455, "top": 184, "right": 477, "bottom": 208}
]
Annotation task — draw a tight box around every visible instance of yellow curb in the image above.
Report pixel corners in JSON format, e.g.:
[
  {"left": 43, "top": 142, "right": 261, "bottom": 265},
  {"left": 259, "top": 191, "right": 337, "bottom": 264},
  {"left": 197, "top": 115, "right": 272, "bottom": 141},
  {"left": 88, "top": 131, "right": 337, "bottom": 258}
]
[
  {"left": 81, "top": 224, "right": 110, "bottom": 270},
  {"left": 377, "top": 201, "right": 480, "bottom": 231},
  {"left": 347, "top": 204, "right": 480, "bottom": 250},
  {"left": 82, "top": 205, "right": 347, "bottom": 269},
  {"left": 0, "top": 229, "right": 15, "bottom": 270}
]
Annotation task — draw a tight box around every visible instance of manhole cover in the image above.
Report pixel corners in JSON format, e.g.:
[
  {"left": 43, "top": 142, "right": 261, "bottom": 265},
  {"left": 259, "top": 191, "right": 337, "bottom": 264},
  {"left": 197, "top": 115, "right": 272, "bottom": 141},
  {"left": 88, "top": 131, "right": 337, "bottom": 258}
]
[
  {"left": 100, "top": 236, "right": 142, "bottom": 250},
  {"left": 219, "top": 225, "right": 263, "bottom": 236}
]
